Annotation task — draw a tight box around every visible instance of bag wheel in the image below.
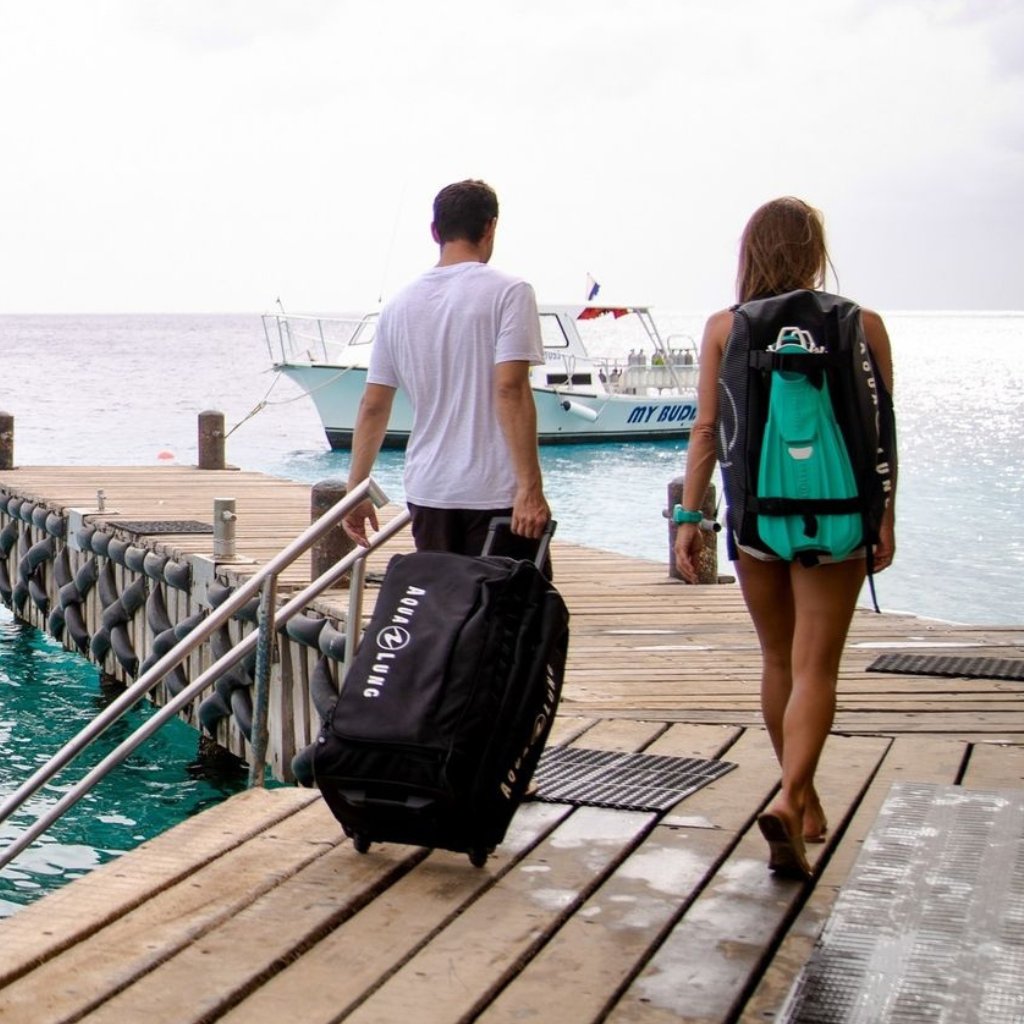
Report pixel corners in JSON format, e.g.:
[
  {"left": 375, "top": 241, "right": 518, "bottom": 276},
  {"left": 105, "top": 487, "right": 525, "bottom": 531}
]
[
  {"left": 352, "top": 834, "right": 371, "bottom": 855},
  {"left": 468, "top": 847, "right": 489, "bottom": 868}
]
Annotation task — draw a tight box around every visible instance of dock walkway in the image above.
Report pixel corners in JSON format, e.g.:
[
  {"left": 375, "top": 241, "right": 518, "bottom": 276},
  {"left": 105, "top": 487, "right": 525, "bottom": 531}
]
[{"left": 1, "top": 466, "right": 1022, "bottom": 1022}]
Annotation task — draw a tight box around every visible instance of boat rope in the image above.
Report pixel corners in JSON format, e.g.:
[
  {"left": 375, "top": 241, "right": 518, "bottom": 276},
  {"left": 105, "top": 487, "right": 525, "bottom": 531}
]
[{"left": 225, "top": 365, "right": 358, "bottom": 439}]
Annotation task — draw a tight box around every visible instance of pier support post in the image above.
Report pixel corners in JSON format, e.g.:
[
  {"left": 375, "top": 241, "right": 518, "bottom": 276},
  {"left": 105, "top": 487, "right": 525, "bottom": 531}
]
[
  {"left": 0, "top": 412, "right": 13, "bottom": 470},
  {"left": 311, "top": 479, "right": 354, "bottom": 587},
  {"left": 198, "top": 410, "right": 226, "bottom": 470},
  {"left": 667, "top": 476, "right": 718, "bottom": 584}
]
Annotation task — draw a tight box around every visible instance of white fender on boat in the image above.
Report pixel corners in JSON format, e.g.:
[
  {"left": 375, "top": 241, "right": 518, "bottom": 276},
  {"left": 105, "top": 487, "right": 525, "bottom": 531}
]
[{"left": 560, "top": 399, "right": 599, "bottom": 422}]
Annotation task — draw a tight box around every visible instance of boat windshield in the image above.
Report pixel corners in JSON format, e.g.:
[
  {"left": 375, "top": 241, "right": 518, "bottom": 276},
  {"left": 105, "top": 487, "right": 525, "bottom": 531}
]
[{"left": 539, "top": 312, "right": 571, "bottom": 350}]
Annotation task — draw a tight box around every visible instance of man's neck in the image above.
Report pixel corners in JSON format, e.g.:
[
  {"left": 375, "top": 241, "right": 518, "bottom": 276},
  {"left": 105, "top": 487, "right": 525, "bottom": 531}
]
[{"left": 436, "top": 239, "right": 490, "bottom": 267}]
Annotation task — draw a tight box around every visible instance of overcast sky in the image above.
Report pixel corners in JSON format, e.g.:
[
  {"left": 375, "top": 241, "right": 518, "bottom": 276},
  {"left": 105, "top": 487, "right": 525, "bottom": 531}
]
[{"left": 1, "top": 0, "right": 1020, "bottom": 314}]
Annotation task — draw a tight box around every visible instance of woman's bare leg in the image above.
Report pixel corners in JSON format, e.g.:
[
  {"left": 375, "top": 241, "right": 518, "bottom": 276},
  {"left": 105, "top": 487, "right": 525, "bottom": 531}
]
[
  {"left": 734, "top": 552, "right": 793, "bottom": 763},
  {"left": 737, "top": 552, "right": 864, "bottom": 848},
  {"left": 775, "top": 558, "right": 865, "bottom": 835}
]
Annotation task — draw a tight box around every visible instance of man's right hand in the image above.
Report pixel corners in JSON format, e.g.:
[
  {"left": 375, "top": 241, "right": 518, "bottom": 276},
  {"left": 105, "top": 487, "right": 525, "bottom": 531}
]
[
  {"left": 342, "top": 499, "right": 379, "bottom": 547},
  {"left": 511, "top": 486, "right": 550, "bottom": 539}
]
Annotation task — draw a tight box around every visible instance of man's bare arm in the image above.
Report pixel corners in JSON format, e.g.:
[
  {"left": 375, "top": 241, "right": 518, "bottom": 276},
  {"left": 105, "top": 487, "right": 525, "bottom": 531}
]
[
  {"left": 493, "top": 360, "right": 549, "bottom": 538},
  {"left": 342, "top": 383, "right": 396, "bottom": 545}
]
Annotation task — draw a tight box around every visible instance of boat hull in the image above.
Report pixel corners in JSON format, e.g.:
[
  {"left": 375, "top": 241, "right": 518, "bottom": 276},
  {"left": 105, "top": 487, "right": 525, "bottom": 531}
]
[{"left": 279, "top": 365, "right": 696, "bottom": 449}]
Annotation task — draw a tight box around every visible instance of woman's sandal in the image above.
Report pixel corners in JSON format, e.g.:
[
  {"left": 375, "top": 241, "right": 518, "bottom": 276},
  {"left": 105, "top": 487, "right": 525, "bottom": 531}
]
[{"left": 757, "top": 811, "right": 812, "bottom": 880}]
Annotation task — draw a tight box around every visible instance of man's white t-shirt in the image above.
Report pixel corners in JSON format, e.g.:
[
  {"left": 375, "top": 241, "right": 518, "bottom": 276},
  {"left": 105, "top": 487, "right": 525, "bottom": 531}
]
[{"left": 367, "top": 262, "right": 543, "bottom": 509}]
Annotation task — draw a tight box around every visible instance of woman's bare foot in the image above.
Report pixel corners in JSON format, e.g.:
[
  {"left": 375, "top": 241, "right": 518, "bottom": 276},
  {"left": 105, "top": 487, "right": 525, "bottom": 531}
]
[
  {"left": 757, "top": 802, "right": 811, "bottom": 880},
  {"left": 803, "top": 789, "right": 828, "bottom": 844}
]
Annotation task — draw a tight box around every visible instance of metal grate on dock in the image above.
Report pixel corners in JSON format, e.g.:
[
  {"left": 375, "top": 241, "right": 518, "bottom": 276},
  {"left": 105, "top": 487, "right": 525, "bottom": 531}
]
[
  {"left": 532, "top": 746, "right": 735, "bottom": 812},
  {"left": 113, "top": 519, "right": 215, "bottom": 536},
  {"left": 780, "top": 781, "right": 1024, "bottom": 1023},
  {"left": 867, "top": 653, "right": 1024, "bottom": 682}
]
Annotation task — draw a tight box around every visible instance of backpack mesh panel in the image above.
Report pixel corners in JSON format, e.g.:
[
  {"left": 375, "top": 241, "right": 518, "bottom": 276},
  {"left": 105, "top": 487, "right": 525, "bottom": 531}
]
[{"left": 716, "top": 310, "right": 755, "bottom": 542}]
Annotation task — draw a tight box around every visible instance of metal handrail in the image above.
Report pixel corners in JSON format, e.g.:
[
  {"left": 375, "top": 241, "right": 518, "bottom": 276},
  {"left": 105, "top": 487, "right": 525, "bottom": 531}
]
[{"left": 0, "top": 479, "right": 409, "bottom": 869}]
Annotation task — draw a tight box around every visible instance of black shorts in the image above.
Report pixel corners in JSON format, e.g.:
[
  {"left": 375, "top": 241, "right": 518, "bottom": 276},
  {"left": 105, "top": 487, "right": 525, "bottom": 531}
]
[{"left": 407, "top": 503, "right": 553, "bottom": 579}]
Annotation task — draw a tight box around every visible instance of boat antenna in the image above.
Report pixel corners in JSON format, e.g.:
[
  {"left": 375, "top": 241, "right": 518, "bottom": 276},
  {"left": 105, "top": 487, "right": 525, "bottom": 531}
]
[{"left": 378, "top": 179, "right": 409, "bottom": 305}]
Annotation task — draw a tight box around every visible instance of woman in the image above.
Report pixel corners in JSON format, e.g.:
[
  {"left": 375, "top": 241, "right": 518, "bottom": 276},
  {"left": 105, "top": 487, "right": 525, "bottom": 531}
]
[{"left": 674, "top": 197, "right": 896, "bottom": 879}]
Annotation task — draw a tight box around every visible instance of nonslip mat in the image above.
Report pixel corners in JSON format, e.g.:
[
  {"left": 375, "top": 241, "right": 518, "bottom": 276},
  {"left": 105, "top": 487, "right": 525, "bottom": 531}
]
[
  {"left": 113, "top": 520, "right": 215, "bottom": 536},
  {"left": 532, "top": 746, "right": 736, "bottom": 812},
  {"left": 780, "top": 782, "right": 1024, "bottom": 1023},
  {"left": 867, "top": 653, "right": 1024, "bottom": 682}
]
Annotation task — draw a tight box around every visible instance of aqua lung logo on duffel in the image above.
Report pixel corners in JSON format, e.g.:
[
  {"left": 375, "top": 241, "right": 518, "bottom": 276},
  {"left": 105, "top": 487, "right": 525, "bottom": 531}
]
[
  {"left": 362, "top": 585, "right": 426, "bottom": 698},
  {"left": 376, "top": 625, "right": 410, "bottom": 651},
  {"left": 499, "top": 664, "right": 559, "bottom": 800}
]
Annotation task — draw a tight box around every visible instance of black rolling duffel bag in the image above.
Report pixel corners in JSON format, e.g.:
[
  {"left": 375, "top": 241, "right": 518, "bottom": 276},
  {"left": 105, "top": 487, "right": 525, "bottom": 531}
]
[{"left": 310, "top": 522, "right": 568, "bottom": 867}]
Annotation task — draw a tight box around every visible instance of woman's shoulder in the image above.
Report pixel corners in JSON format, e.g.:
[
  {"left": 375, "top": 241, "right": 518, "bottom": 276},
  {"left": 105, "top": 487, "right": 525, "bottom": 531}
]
[
  {"left": 857, "top": 306, "right": 889, "bottom": 342},
  {"left": 704, "top": 307, "right": 735, "bottom": 334}
]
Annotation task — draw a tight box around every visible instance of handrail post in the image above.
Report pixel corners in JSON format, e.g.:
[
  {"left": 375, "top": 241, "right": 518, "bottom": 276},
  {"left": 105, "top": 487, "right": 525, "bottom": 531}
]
[
  {"left": 343, "top": 557, "right": 368, "bottom": 683},
  {"left": 247, "top": 573, "right": 278, "bottom": 788}
]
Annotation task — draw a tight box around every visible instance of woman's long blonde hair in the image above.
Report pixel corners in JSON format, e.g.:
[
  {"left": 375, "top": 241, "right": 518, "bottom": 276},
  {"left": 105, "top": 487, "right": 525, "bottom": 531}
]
[{"left": 736, "top": 197, "right": 833, "bottom": 303}]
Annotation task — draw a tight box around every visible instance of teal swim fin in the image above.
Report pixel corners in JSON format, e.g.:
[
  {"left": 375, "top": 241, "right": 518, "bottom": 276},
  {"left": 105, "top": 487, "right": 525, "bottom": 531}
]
[{"left": 756, "top": 342, "right": 862, "bottom": 560}]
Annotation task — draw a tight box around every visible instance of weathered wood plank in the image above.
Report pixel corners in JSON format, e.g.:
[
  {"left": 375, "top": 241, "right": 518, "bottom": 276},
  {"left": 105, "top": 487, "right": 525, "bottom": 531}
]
[
  {"left": 961, "top": 740, "right": 1024, "bottom": 789},
  {"left": 0, "top": 787, "right": 318, "bottom": 987},
  {"left": 216, "top": 802, "right": 571, "bottom": 1024},
  {"left": 474, "top": 725, "right": 747, "bottom": 1023},
  {"left": 342, "top": 805, "right": 657, "bottom": 1024},
  {"left": 738, "top": 734, "right": 970, "bottom": 1023},
  {"left": 605, "top": 732, "right": 890, "bottom": 1024},
  {"left": 0, "top": 797, "right": 343, "bottom": 1022}
]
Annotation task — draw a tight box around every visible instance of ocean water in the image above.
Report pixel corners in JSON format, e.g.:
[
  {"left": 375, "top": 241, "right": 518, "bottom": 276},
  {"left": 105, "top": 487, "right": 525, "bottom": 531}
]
[
  {"left": 0, "top": 309, "right": 1021, "bottom": 913},
  {"left": 0, "top": 610, "right": 246, "bottom": 917}
]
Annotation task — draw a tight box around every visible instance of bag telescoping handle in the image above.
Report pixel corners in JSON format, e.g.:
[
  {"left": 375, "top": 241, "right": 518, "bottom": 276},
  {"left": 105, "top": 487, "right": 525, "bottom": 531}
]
[{"left": 482, "top": 517, "right": 557, "bottom": 568}]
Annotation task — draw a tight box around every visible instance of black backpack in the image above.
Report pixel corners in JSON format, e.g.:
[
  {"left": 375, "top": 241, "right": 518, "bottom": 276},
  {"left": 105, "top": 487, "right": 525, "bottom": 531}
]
[{"left": 716, "top": 290, "right": 896, "bottom": 592}]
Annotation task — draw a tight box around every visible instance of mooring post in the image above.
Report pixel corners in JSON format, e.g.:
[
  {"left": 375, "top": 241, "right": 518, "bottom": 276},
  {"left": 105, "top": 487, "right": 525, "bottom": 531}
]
[
  {"left": 0, "top": 412, "right": 13, "bottom": 470},
  {"left": 213, "top": 497, "right": 237, "bottom": 560},
  {"left": 666, "top": 476, "right": 718, "bottom": 584},
  {"left": 311, "top": 479, "right": 355, "bottom": 587},
  {"left": 198, "top": 410, "right": 226, "bottom": 470}
]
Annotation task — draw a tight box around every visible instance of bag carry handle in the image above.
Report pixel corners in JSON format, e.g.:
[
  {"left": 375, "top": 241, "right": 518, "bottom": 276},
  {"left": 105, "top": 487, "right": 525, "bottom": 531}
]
[{"left": 482, "top": 517, "right": 557, "bottom": 568}]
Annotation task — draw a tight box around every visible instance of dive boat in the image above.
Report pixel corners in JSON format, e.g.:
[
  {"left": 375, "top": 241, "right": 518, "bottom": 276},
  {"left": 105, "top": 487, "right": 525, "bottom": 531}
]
[{"left": 263, "top": 304, "right": 699, "bottom": 448}]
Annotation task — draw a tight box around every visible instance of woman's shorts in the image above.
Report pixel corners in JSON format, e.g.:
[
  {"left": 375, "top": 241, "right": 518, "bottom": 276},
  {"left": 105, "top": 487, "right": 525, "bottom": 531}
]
[
  {"left": 727, "top": 527, "right": 864, "bottom": 566},
  {"left": 736, "top": 542, "right": 865, "bottom": 565}
]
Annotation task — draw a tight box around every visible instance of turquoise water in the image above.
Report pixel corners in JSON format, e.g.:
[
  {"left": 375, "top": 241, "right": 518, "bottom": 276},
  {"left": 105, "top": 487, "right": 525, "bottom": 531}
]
[
  {"left": 0, "top": 309, "right": 1021, "bottom": 915},
  {"left": 0, "top": 610, "right": 246, "bottom": 917}
]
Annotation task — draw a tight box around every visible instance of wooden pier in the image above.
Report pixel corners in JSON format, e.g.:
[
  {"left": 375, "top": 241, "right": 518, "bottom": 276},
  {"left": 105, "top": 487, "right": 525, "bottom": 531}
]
[{"left": 1, "top": 465, "right": 1023, "bottom": 1022}]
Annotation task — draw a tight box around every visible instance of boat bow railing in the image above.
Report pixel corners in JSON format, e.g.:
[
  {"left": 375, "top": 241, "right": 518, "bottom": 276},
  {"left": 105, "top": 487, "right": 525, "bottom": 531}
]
[
  {"left": 0, "top": 478, "right": 410, "bottom": 872},
  {"left": 262, "top": 310, "right": 379, "bottom": 366}
]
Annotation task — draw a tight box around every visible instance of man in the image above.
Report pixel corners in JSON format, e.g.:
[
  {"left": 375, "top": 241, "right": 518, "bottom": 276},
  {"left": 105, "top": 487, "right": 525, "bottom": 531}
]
[{"left": 342, "top": 179, "right": 551, "bottom": 563}]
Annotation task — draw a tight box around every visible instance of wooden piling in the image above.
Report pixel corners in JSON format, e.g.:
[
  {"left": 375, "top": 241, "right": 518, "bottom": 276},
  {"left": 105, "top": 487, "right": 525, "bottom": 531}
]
[
  {"left": 311, "top": 479, "right": 355, "bottom": 587},
  {"left": 667, "top": 476, "right": 718, "bottom": 584},
  {"left": 0, "top": 412, "right": 13, "bottom": 470},
  {"left": 198, "top": 410, "right": 226, "bottom": 470}
]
